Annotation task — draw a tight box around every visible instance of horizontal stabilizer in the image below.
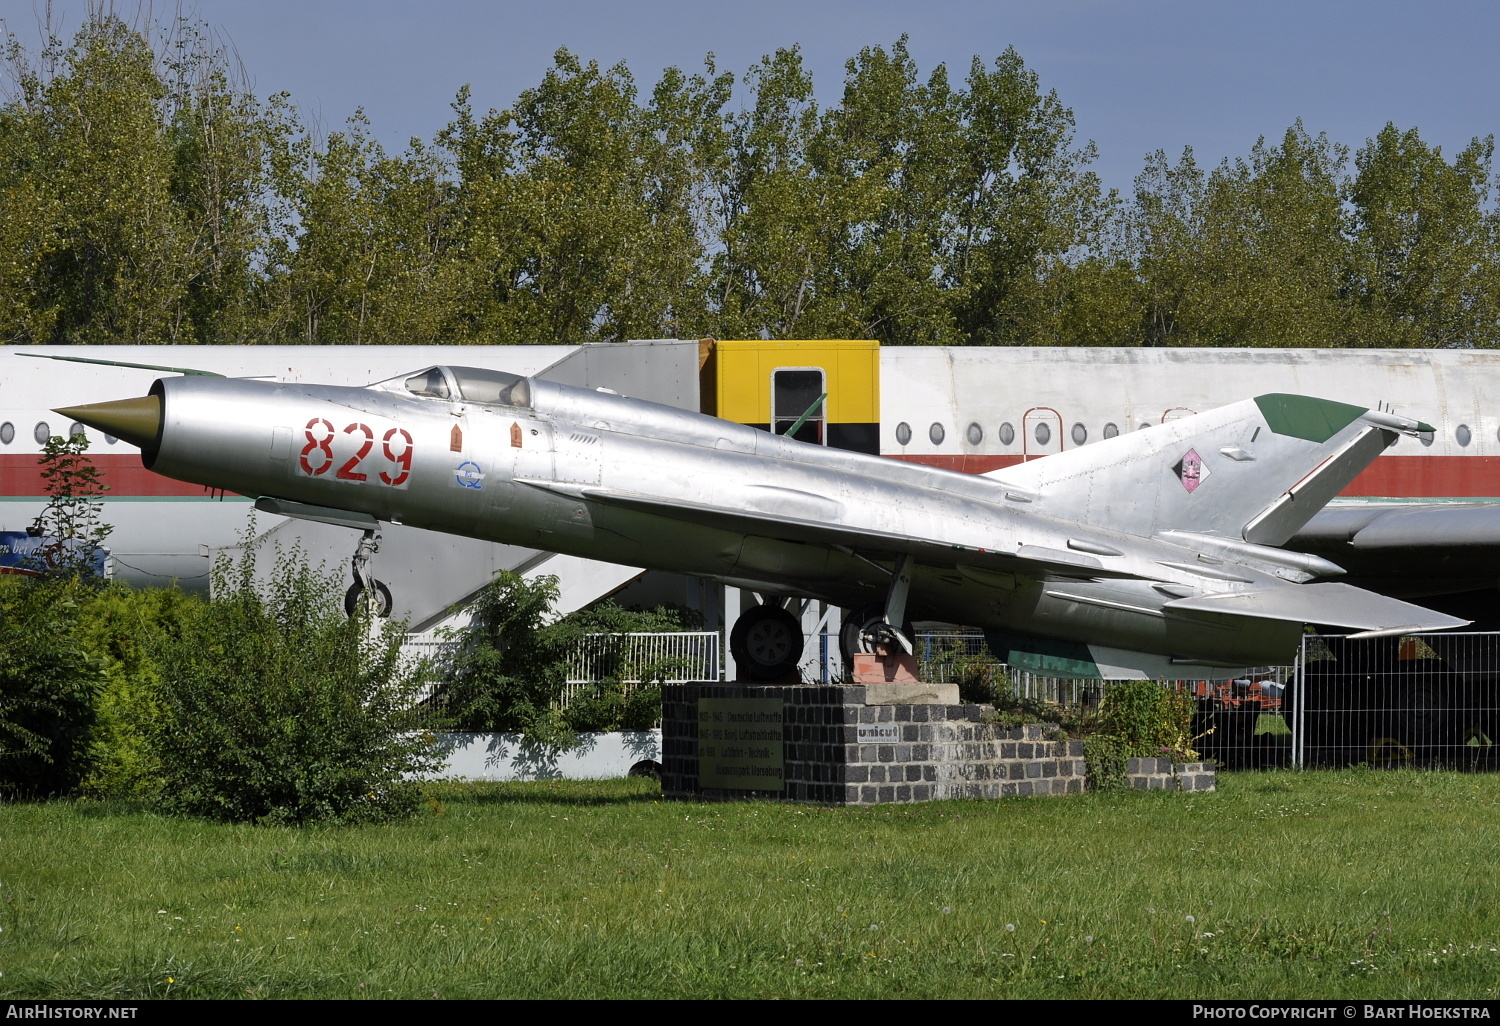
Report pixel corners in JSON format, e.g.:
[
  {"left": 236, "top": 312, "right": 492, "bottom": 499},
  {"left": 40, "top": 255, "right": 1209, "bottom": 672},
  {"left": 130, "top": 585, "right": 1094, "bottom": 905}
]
[
  {"left": 20, "top": 351, "right": 225, "bottom": 377},
  {"left": 1240, "top": 427, "right": 1390, "bottom": 546},
  {"left": 1165, "top": 582, "right": 1469, "bottom": 634}
]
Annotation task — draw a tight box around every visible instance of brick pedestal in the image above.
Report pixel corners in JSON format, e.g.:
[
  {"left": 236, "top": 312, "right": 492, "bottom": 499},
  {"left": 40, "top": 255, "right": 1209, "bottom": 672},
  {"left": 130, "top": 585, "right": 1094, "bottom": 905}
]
[{"left": 662, "top": 682, "right": 1104, "bottom": 805}]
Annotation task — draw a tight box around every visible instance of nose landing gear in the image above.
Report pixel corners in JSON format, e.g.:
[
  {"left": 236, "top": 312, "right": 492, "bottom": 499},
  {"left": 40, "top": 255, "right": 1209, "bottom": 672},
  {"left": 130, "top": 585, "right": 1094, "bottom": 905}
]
[{"left": 343, "top": 527, "right": 393, "bottom": 618}]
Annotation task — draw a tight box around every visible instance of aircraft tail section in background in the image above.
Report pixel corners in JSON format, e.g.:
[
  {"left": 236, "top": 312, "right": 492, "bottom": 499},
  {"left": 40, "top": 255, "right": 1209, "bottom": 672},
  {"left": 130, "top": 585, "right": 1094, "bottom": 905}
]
[{"left": 984, "top": 394, "right": 1429, "bottom": 545}]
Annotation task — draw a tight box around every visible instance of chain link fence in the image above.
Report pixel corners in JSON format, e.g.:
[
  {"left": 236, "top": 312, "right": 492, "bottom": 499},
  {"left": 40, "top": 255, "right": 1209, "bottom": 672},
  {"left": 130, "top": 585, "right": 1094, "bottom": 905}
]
[{"left": 1291, "top": 633, "right": 1498, "bottom": 770}]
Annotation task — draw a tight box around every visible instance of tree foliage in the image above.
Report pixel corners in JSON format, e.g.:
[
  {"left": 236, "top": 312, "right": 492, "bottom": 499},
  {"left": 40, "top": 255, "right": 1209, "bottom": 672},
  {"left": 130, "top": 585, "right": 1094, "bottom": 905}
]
[
  {"left": 0, "top": 577, "right": 102, "bottom": 798},
  {"left": 2, "top": 12, "right": 1497, "bottom": 348},
  {"left": 437, "top": 570, "right": 694, "bottom": 744},
  {"left": 149, "top": 546, "right": 438, "bottom": 824}
]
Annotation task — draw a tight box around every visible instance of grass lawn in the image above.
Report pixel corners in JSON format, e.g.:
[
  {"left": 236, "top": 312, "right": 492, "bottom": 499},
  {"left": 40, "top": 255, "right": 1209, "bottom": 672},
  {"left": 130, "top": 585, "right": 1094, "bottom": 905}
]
[{"left": 2, "top": 770, "right": 1498, "bottom": 999}]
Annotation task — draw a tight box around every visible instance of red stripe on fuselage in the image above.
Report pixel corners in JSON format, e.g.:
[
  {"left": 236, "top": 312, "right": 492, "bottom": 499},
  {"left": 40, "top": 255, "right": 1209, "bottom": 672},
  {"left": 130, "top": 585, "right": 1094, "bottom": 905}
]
[
  {"left": 0, "top": 454, "right": 220, "bottom": 498},
  {"left": 886, "top": 452, "right": 1500, "bottom": 499}
]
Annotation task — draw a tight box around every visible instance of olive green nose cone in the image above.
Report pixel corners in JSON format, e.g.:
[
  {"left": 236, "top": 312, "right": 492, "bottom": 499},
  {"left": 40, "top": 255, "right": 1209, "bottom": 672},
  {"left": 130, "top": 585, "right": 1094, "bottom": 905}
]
[{"left": 54, "top": 395, "right": 162, "bottom": 451}]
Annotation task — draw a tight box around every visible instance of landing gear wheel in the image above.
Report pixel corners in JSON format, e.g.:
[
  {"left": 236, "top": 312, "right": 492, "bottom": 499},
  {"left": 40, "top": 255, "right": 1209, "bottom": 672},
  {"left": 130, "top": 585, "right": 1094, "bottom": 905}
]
[
  {"left": 839, "top": 605, "right": 915, "bottom": 664},
  {"left": 628, "top": 760, "right": 663, "bottom": 781},
  {"left": 344, "top": 579, "right": 393, "bottom": 618},
  {"left": 730, "top": 604, "right": 805, "bottom": 681}
]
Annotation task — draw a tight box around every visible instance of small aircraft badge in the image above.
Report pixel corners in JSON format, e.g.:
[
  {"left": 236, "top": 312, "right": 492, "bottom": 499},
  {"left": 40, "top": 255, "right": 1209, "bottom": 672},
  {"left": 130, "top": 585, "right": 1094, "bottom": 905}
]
[
  {"left": 455, "top": 461, "right": 485, "bottom": 489},
  {"left": 1173, "top": 448, "right": 1210, "bottom": 493}
]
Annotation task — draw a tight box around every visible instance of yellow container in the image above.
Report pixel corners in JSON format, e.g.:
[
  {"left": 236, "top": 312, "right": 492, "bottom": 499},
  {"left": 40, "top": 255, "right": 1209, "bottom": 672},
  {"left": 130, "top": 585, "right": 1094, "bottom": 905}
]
[{"left": 703, "top": 339, "right": 879, "bottom": 454}]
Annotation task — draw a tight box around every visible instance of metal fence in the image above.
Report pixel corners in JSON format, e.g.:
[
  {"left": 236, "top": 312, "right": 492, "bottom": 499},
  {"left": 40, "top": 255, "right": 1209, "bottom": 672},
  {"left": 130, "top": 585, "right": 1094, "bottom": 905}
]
[
  {"left": 914, "top": 632, "right": 1500, "bottom": 772},
  {"left": 403, "top": 627, "right": 1500, "bottom": 769},
  {"left": 402, "top": 630, "right": 722, "bottom": 708},
  {"left": 559, "top": 631, "right": 721, "bottom": 705},
  {"left": 1291, "top": 632, "right": 1498, "bottom": 770}
]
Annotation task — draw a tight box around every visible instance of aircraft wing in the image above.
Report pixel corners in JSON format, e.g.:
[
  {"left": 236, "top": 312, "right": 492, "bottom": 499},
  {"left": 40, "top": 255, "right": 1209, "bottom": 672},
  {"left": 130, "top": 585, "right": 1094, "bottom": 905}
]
[
  {"left": 1294, "top": 503, "right": 1500, "bottom": 550},
  {"left": 1287, "top": 503, "right": 1500, "bottom": 594},
  {"left": 1164, "top": 582, "right": 1469, "bottom": 636},
  {"left": 519, "top": 480, "right": 1143, "bottom": 581}
]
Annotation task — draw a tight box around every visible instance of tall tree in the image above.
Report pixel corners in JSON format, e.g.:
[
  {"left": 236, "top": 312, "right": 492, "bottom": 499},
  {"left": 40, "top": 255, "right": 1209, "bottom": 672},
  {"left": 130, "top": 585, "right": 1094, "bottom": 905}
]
[
  {"left": 811, "top": 39, "right": 964, "bottom": 345},
  {"left": 260, "top": 110, "right": 460, "bottom": 345},
  {"left": 0, "top": 15, "right": 272, "bottom": 344},
  {"left": 941, "top": 47, "right": 1118, "bottom": 346},
  {"left": 710, "top": 46, "right": 832, "bottom": 339},
  {"left": 1346, "top": 124, "right": 1500, "bottom": 348},
  {"left": 435, "top": 50, "right": 723, "bottom": 346},
  {"left": 1129, "top": 124, "right": 1351, "bottom": 347}
]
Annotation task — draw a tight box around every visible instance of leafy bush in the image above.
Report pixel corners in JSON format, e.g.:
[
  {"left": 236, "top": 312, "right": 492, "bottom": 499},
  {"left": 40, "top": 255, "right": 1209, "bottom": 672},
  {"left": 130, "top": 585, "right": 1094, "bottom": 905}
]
[
  {"left": 26, "top": 434, "right": 112, "bottom": 581},
  {"left": 1085, "top": 680, "right": 1198, "bottom": 790},
  {"left": 75, "top": 585, "right": 203, "bottom": 799},
  {"left": 149, "top": 546, "right": 439, "bottom": 824},
  {"left": 0, "top": 577, "right": 103, "bottom": 798},
  {"left": 438, "top": 571, "right": 695, "bottom": 744},
  {"left": 437, "top": 571, "right": 573, "bottom": 745},
  {"left": 1098, "top": 680, "right": 1197, "bottom": 758}
]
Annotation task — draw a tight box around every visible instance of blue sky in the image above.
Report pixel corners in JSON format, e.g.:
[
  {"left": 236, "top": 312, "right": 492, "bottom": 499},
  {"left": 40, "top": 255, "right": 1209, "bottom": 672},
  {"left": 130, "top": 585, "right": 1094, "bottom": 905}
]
[{"left": 4, "top": 0, "right": 1498, "bottom": 196}]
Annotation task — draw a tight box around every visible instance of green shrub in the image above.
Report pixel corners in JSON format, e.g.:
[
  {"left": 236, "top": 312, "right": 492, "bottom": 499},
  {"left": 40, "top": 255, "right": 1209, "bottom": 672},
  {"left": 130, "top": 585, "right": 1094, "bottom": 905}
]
[
  {"left": 438, "top": 571, "right": 572, "bottom": 745},
  {"left": 948, "top": 651, "right": 1009, "bottom": 705},
  {"left": 75, "top": 585, "right": 203, "bottom": 800},
  {"left": 1098, "top": 679, "right": 1197, "bottom": 758},
  {"left": 0, "top": 577, "right": 103, "bottom": 798},
  {"left": 438, "top": 571, "right": 695, "bottom": 743},
  {"left": 1085, "top": 680, "right": 1198, "bottom": 790},
  {"left": 150, "top": 546, "right": 439, "bottom": 824}
]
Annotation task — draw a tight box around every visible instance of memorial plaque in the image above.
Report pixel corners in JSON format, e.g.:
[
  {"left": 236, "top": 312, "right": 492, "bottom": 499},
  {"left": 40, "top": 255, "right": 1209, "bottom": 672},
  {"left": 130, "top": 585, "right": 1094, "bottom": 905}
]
[
  {"left": 857, "top": 723, "right": 900, "bottom": 744},
  {"left": 698, "top": 698, "right": 784, "bottom": 790}
]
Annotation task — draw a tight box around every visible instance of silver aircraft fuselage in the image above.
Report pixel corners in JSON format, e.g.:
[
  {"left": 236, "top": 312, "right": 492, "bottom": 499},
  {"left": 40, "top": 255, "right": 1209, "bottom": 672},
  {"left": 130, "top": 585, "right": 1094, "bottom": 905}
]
[{"left": 64, "top": 365, "right": 1465, "bottom": 673}]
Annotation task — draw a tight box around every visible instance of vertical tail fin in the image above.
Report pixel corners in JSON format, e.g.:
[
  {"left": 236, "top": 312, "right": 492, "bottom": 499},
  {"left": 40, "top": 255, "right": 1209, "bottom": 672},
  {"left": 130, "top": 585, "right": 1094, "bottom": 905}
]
[{"left": 985, "top": 394, "right": 1426, "bottom": 543}]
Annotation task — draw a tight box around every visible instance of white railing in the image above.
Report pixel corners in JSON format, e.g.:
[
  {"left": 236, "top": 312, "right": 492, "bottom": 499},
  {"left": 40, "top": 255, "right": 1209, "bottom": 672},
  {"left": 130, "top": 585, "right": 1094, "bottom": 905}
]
[
  {"left": 562, "top": 631, "right": 721, "bottom": 687},
  {"left": 402, "top": 630, "right": 723, "bottom": 708}
]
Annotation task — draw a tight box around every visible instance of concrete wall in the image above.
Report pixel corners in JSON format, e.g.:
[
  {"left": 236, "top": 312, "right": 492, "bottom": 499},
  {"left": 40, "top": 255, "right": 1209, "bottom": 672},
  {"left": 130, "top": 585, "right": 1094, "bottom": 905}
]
[{"left": 428, "top": 731, "right": 660, "bottom": 782}]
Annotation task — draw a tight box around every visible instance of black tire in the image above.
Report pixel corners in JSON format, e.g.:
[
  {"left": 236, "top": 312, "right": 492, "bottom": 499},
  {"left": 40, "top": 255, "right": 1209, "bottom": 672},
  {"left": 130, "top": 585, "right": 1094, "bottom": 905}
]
[
  {"left": 729, "top": 604, "right": 804, "bottom": 681},
  {"left": 838, "top": 604, "right": 914, "bottom": 663},
  {"left": 628, "top": 760, "right": 662, "bottom": 781},
  {"left": 344, "top": 579, "right": 393, "bottom": 618}
]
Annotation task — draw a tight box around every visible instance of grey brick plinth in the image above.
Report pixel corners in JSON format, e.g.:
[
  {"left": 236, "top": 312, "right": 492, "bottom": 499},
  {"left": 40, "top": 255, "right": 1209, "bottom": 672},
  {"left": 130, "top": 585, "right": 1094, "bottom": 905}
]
[{"left": 662, "top": 683, "right": 1211, "bottom": 805}]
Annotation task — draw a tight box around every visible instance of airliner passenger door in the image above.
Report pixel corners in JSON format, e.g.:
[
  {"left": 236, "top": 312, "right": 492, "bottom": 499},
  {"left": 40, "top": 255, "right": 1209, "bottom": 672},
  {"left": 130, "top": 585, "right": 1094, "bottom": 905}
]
[{"left": 1022, "top": 407, "right": 1063, "bottom": 461}]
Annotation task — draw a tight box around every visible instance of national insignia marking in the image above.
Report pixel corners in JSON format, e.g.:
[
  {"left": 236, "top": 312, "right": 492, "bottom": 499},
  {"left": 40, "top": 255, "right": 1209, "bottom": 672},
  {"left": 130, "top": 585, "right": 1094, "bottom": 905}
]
[{"left": 1173, "top": 448, "right": 1211, "bottom": 493}]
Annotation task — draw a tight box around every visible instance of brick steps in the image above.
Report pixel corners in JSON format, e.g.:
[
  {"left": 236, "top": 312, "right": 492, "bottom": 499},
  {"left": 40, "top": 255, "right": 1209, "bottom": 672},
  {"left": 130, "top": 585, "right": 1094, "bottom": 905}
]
[{"left": 662, "top": 683, "right": 1214, "bottom": 805}]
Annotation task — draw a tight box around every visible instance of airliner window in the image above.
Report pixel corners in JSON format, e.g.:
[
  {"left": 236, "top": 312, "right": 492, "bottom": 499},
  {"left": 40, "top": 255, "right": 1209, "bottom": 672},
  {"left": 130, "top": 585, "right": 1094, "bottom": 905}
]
[
  {"left": 1071, "top": 423, "right": 1087, "bottom": 445},
  {"left": 998, "top": 422, "right": 1015, "bottom": 446},
  {"left": 452, "top": 367, "right": 532, "bottom": 408},
  {"left": 895, "top": 422, "right": 912, "bottom": 445},
  {"left": 1103, "top": 422, "right": 1119, "bottom": 439},
  {"left": 1456, "top": 424, "right": 1472, "bottom": 448},
  {"left": 405, "top": 367, "right": 451, "bottom": 399},
  {"left": 0, "top": 422, "right": 11, "bottom": 445}
]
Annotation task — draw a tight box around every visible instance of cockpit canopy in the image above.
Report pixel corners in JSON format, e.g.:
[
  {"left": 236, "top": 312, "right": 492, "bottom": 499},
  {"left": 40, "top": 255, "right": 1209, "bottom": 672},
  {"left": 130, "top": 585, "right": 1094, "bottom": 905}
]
[{"left": 384, "top": 366, "right": 532, "bottom": 409}]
